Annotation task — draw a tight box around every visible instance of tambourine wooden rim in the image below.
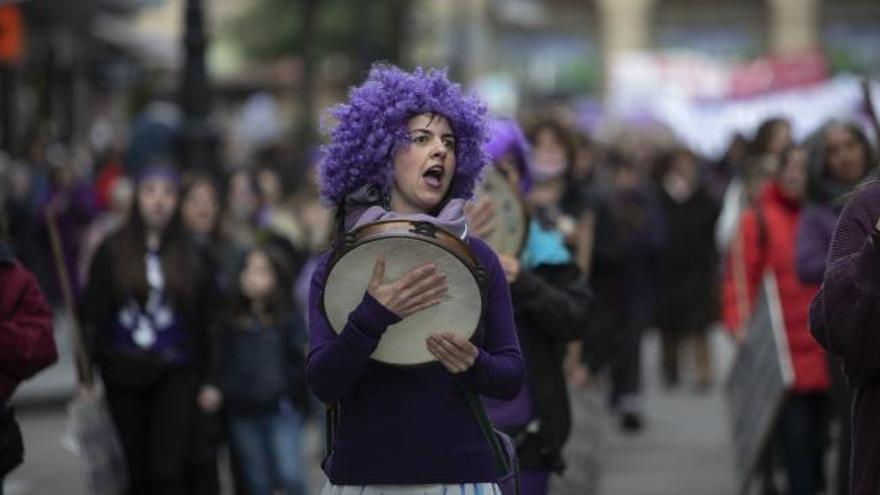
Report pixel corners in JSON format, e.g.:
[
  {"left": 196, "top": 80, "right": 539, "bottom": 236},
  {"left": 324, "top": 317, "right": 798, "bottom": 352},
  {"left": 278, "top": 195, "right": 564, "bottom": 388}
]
[{"left": 320, "top": 219, "right": 487, "bottom": 367}]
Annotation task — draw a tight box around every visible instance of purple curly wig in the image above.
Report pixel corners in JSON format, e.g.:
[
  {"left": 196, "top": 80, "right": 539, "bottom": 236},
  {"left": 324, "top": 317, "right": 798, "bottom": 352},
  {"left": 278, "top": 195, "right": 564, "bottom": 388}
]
[
  {"left": 319, "top": 64, "right": 489, "bottom": 205},
  {"left": 484, "top": 117, "right": 534, "bottom": 193}
]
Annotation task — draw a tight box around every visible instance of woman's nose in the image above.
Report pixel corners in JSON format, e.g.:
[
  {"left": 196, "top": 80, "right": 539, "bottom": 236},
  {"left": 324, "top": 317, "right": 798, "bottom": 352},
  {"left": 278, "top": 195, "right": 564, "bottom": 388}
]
[{"left": 432, "top": 139, "right": 449, "bottom": 158}]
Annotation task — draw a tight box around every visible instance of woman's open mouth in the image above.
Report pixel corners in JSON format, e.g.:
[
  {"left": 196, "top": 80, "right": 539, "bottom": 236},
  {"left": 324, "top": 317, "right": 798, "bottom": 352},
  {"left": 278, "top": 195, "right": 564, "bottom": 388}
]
[{"left": 423, "top": 165, "right": 445, "bottom": 189}]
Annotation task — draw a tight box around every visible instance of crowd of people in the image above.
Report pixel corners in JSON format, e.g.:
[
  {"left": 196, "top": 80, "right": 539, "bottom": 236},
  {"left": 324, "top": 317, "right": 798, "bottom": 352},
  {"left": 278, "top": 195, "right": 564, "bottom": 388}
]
[{"left": 0, "top": 62, "right": 878, "bottom": 495}]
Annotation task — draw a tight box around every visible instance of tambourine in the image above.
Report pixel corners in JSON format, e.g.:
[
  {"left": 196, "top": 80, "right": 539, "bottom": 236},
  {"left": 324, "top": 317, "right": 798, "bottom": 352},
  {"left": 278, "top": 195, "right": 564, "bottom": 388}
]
[
  {"left": 476, "top": 167, "right": 528, "bottom": 256},
  {"left": 322, "top": 220, "right": 485, "bottom": 365}
]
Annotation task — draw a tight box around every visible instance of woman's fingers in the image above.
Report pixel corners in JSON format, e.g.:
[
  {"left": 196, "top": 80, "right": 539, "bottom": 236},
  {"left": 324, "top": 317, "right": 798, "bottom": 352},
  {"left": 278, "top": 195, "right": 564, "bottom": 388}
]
[
  {"left": 398, "top": 284, "right": 448, "bottom": 316},
  {"left": 394, "top": 263, "right": 438, "bottom": 293},
  {"left": 369, "top": 256, "right": 386, "bottom": 287},
  {"left": 441, "top": 332, "right": 478, "bottom": 358},
  {"left": 399, "top": 271, "right": 447, "bottom": 303},
  {"left": 400, "top": 297, "right": 445, "bottom": 318},
  {"left": 427, "top": 339, "right": 468, "bottom": 373},
  {"left": 427, "top": 334, "right": 474, "bottom": 372}
]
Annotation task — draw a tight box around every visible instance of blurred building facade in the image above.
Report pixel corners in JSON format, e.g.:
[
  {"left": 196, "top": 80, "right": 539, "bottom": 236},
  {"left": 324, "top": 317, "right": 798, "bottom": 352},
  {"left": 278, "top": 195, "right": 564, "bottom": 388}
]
[
  {"left": 409, "top": 0, "right": 880, "bottom": 102},
  {"left": 2, "top": 0, "right": 878, "bottom": 163}
]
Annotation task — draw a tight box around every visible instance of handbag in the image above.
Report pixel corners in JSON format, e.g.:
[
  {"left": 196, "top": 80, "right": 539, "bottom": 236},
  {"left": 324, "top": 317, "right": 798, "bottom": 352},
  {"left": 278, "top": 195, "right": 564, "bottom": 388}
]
[
  {"left": 456, "top": 380, "right": 521, "bottom": 495},
  {"left": 64, "top": 386, "right": 128, "bottom": 495},
  {"left": 0, "top": 407, "right": 24, "bottom": 476}
]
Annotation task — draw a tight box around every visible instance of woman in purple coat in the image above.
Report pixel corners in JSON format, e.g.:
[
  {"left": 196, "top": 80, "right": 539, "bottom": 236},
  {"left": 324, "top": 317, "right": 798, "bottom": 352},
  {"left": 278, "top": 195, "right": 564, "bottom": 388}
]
[
  {"left": 306, "top": 65, "right": 524, "bottom": 494},
  {"left": 797, "top": 122, "right": 874, "bottom": 495},
  {"left": 810, "top": 178, "right": 880, "bottom": 495},
  {"left": 796, "top": 122, "right": 875, "bottom": 283}
]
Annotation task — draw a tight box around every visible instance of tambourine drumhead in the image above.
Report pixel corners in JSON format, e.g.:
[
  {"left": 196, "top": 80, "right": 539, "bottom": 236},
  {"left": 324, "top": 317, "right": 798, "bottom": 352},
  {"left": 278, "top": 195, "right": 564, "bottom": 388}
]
[
  {"left": 323, "top": 236, "right": 482, "bottom": 365},
  {"left": 477, "top": 167, "right": 527, "bottom": 256}
]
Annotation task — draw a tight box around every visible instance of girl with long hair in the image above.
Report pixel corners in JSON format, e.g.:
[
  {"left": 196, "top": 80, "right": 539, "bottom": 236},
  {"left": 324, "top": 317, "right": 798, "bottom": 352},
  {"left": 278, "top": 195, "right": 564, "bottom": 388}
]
[{"left": 82, "top": 163, "right": 220, "bottom": 495}]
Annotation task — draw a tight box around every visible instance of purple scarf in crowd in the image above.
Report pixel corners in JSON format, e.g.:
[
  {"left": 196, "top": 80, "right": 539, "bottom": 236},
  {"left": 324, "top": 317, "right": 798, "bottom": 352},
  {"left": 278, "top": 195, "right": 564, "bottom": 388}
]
[{"left": 343, "top": 184, "right": 469, "bottom": 240}]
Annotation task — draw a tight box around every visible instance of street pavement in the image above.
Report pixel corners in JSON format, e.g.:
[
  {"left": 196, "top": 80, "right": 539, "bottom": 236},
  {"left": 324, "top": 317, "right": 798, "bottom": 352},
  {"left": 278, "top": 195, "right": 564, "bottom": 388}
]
[{"left": 6, "top": 327, "right": 739, "bottom": 495}]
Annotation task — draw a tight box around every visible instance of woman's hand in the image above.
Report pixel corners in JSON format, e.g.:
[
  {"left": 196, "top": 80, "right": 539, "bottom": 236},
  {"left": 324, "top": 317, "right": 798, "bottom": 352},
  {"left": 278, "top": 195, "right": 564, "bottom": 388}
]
[
  {"left": 198, "top": 385, "right": 223, "bottom": 413},
  {"left": 427, "top": 331, "right": 479, "bottom": 373},
  {"left": 367, "top": 257, "right": 448, "bottom": 318},
  {"left": 464, "top": 198, "right": 496, "bottom": 240}
]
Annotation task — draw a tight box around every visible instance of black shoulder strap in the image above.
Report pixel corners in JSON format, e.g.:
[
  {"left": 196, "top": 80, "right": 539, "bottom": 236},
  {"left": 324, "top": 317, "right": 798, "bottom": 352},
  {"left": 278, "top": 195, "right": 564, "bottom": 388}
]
[
  {"left": 323, "top": 402, "right": 338, "bottom": 467},
  {"left": 455, "top": 380, "right": 510, "bottom": 475}
]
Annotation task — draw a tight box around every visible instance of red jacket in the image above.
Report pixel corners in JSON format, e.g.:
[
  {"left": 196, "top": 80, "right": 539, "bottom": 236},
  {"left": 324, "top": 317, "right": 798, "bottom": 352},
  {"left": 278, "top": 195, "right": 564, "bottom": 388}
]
[
  {"left": 0, "top": 242, "right": 57, "bottom": 403},
  {"left": 722, "top": 184, "right": 829, "bottom": 392}
]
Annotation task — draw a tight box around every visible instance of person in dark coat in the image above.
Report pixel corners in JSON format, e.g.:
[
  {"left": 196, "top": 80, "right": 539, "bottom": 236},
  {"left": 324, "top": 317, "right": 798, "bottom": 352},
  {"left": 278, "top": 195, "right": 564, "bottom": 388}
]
[
  {"left": 0, "top": 209, "right": 58, "bottom": 489},
  {"left": 588, "top": 151, "right": 666, "bottom": 431},
  {"left": 796, "top": 121, "right": 874, "bottom": 495},
  {"left": 0, "top": 212, "right": 58, "bottom": 404},
  {"left": 474, "top": 118, "right": 592, "bottom": 495},
  {"left": 809, "top": 178, "right": 880, "bottom": 495},
  {"left": 654, "top": 147, "right": 720, "bottom": 390},
  {"left": 81, "top": 163, "right": 220, "bottom": 495}
]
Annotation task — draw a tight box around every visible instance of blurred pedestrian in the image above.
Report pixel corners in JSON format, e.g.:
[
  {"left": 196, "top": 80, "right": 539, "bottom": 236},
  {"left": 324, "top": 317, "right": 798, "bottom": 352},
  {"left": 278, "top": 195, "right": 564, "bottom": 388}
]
[
  {"left": 589, "top": 151, "right": 666, "bottom": 432},
  {"left": 751, "top": 117, "right": 793, "bottom": 158},
  {"left": 716, "top": 118, "right": 791, "bottom": 252},
  {"left": 218, "top": 245, "right": 309, "bottom": 495},
  {"left": 224, "top": 169, "right": 261, "bottom": 250},
  {"left": 810, "top": 175, "right": 880, "bottom": 495},
  {"left": 35, "top": 149, "right": 97, "bottom": 305},
  {"left": 0, "top": 208, "right": 58, "bottom": 491},
  {"left": 181, "top": 171, "right": 240, "bottom": 294},
  {"left": 475, "top": 118, "right": 592, "bottom": 495},
  {"left": 560, "top": 130, "right": 603, "bottom": 387},
  {"left": 655, "top": 147, "right": 720, "bottom": 391},
  {"left": 79, "top": 176, "right": 134, "bottom": 287},
  {"left": 797, "top": 121, "right": 875, "bottom": 495},
  {"left": 81, "top": 162, "right": 220, "bottom": 495},
  {"left": 723, "top": 146, "right": 830, "bottom": 495}
]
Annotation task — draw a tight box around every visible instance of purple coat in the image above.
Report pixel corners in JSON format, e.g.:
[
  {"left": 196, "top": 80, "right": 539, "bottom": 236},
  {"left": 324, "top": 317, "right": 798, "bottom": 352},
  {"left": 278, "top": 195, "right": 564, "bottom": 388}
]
[
  {"left": 809, "top": 182, "right": 880, "bottom": 494},
  {"left": 795, "top": 204, "right": 839, "bottom": 284},
  {"left": 306, "top": 237, "right": 524, "bottom": 485}
]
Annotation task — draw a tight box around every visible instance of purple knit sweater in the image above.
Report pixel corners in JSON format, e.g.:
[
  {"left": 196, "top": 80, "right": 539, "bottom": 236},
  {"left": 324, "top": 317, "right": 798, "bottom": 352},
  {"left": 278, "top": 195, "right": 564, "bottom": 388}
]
[
  {"left": 809, "top": 182, "right": 880, "bottom": 495},
  {"left": 307, "top": 236, "right": 524, "bottom": 485}
]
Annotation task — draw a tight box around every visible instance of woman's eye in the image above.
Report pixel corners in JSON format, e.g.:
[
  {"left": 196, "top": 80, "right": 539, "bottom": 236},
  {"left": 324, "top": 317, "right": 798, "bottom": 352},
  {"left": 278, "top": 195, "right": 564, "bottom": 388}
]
[
  {"left": 413, "top": 135, "right": 429, "bottom": 144},
  {"left": 443, "top": 138, "right": 456, "bottom": 148}
]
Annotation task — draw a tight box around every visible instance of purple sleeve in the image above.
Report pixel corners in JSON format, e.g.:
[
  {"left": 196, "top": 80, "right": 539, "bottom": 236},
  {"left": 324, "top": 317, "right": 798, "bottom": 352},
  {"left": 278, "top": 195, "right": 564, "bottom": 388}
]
[
  {"left": 460, "top": 239, "right": 525, "bottom": 400},
  {"left": 305, "top": 253, "right": 402, "bottom": 403},
  {"left": 795, "top": 209, "right": 832, "bottom": 284},
  {"left": 810, "top": 186, "right": 880, "bottom": 387}
]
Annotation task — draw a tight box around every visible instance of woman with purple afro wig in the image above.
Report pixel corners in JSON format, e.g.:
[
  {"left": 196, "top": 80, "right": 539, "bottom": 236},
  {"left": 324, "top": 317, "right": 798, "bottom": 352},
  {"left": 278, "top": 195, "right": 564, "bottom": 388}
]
[
  {"left": 319, "top": 64, "right": 489, "bottom": 208},
  {"left": 306, "top": 64, "right": 524, "bottom": 494}
]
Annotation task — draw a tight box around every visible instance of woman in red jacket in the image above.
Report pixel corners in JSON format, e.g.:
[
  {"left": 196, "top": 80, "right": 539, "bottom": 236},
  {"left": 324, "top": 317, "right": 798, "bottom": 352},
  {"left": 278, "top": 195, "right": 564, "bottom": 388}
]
[
  {"left": 722, "top": 146, "right": 830, "bottom": 495},
  {"left": 0, "top": 210, "right": 58, "bottom": 486}
]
